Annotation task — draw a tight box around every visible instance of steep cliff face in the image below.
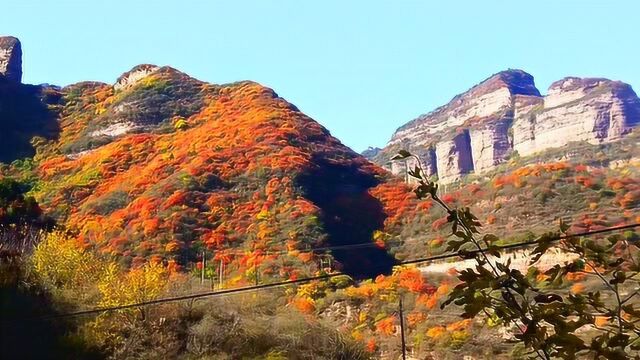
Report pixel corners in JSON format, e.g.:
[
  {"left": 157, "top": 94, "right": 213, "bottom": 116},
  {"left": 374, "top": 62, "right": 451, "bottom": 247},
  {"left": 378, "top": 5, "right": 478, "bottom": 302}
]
[
  {"left": 374, "top": 69, "right": 540, "bottom": 182},
  {"left": 0, "top": 36, "right": 22, "bottom": 83},
  {"left": 513, "top": 77, "right": 640, "bottom": 157},
  {"left": 371, "top": 70, "right": 640, "bottom": 183}
]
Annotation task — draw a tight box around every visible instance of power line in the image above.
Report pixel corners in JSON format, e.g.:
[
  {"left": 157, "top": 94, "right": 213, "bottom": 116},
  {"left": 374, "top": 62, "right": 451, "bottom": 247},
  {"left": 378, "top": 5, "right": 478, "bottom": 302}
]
[
  {"left": 206, "top": 206, "right": 640, "bottom": 258},
  {"left": 401, "top": 222, "right": 640, "bottom": 266},
  {"left": 6, "top": 222, "right": 639, "bottom": 323}
]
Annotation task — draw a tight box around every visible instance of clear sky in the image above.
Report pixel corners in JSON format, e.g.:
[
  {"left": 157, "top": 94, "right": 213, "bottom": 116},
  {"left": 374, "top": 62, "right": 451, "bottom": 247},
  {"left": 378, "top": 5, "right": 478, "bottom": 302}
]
[{"left": 4, "top": 0, "right": 639, "bottom": 152}]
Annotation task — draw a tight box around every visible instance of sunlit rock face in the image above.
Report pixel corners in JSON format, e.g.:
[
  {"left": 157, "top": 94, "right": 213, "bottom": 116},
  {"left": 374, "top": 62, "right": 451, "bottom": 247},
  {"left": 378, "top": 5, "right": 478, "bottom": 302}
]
[
  {"left": 0, "top": 36, "right": 22, "bottom": 83},
  {"left": 113, "top": 64, "right": 159, "bottom": 91},
  {"left": 513, "top": 77, "right": 640, "bottom": 157},
  {"left": 369, "top": 70, "right": 640, "bottom": 183}
]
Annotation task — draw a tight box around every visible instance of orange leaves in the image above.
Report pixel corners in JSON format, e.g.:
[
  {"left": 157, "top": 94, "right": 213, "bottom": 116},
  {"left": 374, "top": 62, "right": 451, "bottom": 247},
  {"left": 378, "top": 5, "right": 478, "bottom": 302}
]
[
  {"left": 298, "top": 252, "right": 314, "bottom": 263},
  {"left": 565, "top": 272, "right": 585, "bottom": 282},
  {"left": 570, "top": 283, "right": 586, "bottom": 294},
  {"left": 345, "top": 281, "right": 379, "bottom": 299},
  {"left": 594, "top": 316, "right": 609, "bottom": 327},
  {"left": 396, "top": 267, "right": 431, "bottom": 293},
  {"left": 574, "top": 175, "right": 594, "bottom": 188},
  {"left": 619, "top": 190, "right": 640, "bottom": 209},
  {"left": 366, "top": 338, "right": 377, "bottom": 353},
  {"left": 494, "top": 162, "right": 570, "bottom": 189},
  {"left": 203, "top": 229, "right": 226, "bottom": 248},
  {"left": 292, "top": 297, "right": 316, "bottom": 314},
  {"left": 214, "top": 251, "right": 233, "bottom": 264},
  {"left": 417, "top": 282, "right": 450, "bottom": 309},
  {"left": 426, "top": 326, "right": 446, "bottom": 339},
  {"left": 536, "top": 273, "right": 551, "bottom": 283},
  {"left": 164, "top": 239, "right": 182, "bottom": 253},
  {"left": 446, "top": 319, "right": 472, "bottom": 332},
  {"left": 407, "top": 312, "right": 426, "bottom": 327},
  {"left": 163, "top": 190, "right": 187, "bottom": 209},
  {"left": 426, "top": 319, "right": 472, "bottom": 341},
  {"left": 543, "top": 162, "right": 569, "bottom": 172},
  {"left": 142, "top": 218, "right": 161, "bottom": 236},
  {"left": 346, "top": 267, "right": 436, "bottom": 303},
  {"left": 368, "top": 181, "right": 423, "bottom": 227},
  {"left": 375, "top": 317, "right": 396, "bottom": 336}
]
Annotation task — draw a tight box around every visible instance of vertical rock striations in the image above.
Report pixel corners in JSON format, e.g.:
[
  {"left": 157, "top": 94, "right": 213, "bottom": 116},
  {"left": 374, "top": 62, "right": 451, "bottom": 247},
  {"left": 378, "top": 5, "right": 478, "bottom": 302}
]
[
  {"left": 371, "top": 69, "right": 540, "bottom": 182},
  {"left": 513, "top": 77, "right": 640, "bottom": 157},
  {"left": 0, "top": 36, "right": 22, "bottom": 83},
  {"left": 369, "top": 71, "right": 640, "bottom": 183}
]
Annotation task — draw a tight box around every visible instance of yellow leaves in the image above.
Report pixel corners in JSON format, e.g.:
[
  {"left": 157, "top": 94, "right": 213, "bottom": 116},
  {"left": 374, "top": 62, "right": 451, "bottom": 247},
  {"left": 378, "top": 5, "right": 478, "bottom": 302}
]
[
  {"left": 296, "top": 281, "right": 323, "bottom": 299},
  {"left": 536, "top": 273, "right": 551, "bottom": 283},
  {"left": 31, "top": 230, "right": 103, "bottom": 291},
  {"left": 426, "top": 326, "right": 446, "bottom": 339},
  {"left": 94, "top": 105, "right": 107, "bottom": 115},
  {"left": 172, "top": 116, "right": 188, "bottom": 131},
  {"left": 358, "top": 311, "right": 368, "bottom": 324},
  {"left": 98, "top": 261, "right": 168, "bottom": 310},
  {"left": 372, "top": 230, "right": 385, "bottom": 241},
  {"left": 256, "top": 208, "right": 271, "bottom": 220},
  {"left": 426, "top": 320, "right": 472, "bottom": 343}
]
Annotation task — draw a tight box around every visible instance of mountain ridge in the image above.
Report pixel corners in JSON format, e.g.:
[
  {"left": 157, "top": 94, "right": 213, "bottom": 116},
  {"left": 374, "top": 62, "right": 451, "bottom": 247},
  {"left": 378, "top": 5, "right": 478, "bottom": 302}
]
[
  {"left": 0, "top": 36, "right": 404, "bottom": 279},
  {"left": 369, "top": 69, "right": 640, "bottom": 183}
]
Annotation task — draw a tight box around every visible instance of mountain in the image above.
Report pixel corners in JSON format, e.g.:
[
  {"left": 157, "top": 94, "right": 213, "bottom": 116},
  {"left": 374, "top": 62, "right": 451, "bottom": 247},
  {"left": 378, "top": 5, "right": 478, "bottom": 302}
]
[
  {"left": 3, "top": 36, "right": 640, "bottom": 359},
  {"left": 368, "top": 69, "right": 640, "bottom": 183},
  {"left": 0, "top": 36, "right": 404, "bottom": 278}
]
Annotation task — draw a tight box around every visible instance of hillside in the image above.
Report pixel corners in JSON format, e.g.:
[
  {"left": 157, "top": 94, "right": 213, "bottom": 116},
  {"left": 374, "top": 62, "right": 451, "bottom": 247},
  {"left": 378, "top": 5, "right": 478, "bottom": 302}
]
[
  {"left": 2, "top": 36, "right": 640, "bottom": 359},
  {"left": 0, "top": 37, "right": 413, "bottom": 280},
  {"left": 2, "top": 34, "right": 639, "bottom": 290}
]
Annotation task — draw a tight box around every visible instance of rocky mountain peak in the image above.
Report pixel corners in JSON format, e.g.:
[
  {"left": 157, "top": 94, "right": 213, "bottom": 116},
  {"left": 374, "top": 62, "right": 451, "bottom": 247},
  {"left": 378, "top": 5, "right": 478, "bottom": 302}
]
[
  {"left": 114, "top": 64, "right": 160, "bottom": 91},
  {"left": 0, "top": 36, "right": 22, "bottom": 83},
  {"left": 487, "top": 69, "right": 541, "bottom": 97},
  {"left": 371, "top": 70, "right": 640, "bottom": 183}
]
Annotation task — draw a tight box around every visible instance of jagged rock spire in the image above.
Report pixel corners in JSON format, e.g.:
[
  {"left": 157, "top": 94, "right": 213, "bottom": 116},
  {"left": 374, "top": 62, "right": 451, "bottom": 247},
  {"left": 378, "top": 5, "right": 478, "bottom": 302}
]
[{"left": 0, "top": 36, "right": 22, "bottom": 83}]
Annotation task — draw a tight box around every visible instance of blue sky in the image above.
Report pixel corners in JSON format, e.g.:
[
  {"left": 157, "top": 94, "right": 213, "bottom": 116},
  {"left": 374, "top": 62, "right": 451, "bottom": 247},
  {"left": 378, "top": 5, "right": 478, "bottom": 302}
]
[{"left": 4, "top": 0, "right": 639, "bottom": 152}]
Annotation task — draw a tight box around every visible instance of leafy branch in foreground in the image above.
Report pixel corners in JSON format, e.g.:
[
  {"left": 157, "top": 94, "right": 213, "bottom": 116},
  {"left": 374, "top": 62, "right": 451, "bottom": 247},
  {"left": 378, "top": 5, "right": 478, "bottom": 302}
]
[{"left": 392, "top": 150, "right": 640, "bottom": 359}]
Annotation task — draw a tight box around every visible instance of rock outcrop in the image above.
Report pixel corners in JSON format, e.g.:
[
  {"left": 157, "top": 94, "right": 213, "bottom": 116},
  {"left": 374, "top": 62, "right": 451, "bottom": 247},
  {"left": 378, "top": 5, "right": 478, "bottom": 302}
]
[
  {"left": 0, "top": 36, "right": 22, "bottom": 83},
  {"left": 361, "top": 146, "right": 382, "bottom": 159},
  {"left": 114, "top": 64, "right": 159, "bottom": 91},
  {"left": 513, "top": 77, "right": 640, "bottom": 157},
  {"left": 371, "top": 70, "right": 640, "bottom": 183}
]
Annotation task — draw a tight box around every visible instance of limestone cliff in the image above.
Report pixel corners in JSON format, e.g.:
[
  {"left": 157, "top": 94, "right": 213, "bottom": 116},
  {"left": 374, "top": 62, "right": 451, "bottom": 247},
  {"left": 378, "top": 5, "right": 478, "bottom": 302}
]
[
  {"left": 513, "top": 77, "right": 640, "bottom": 157},
  {"left": 370, "top": 70, "right": 640, "bottom": 183}
]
